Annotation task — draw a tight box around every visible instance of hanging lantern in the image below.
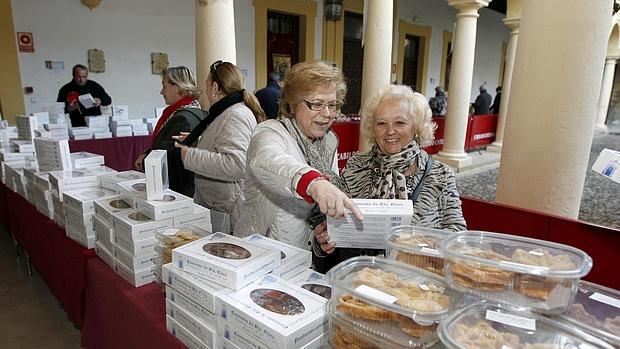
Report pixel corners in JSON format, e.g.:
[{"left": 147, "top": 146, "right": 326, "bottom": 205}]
[{"left": 81, "top": 0, "right": 102, "bottom": 10}]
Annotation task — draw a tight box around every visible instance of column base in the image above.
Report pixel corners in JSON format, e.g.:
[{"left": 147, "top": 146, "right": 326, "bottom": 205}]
[
  {"left": 435, "top": 150, "right": 472, "bottom": 171},
  {"left": 486, "top": 141, "right": 503, "bottom": 153},
  {"left": 594, "top": 124, "right": 608, "bottom": 133}
]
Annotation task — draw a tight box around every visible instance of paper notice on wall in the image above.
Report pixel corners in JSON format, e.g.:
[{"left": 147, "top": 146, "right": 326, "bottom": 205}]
[
  {"left": 592, "top": 148, "right": 620, "bottom": 184},
  {"left": 79, "top": 94, "right": 97, "bottom": 109}
]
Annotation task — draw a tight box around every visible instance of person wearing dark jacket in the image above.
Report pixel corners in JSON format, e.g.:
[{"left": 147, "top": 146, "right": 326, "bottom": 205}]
[
  {"left": 473, "top": 85, "right": 492, "bottom": 115},
  {"left": 491, "top": 86, "right": 502, "bottom": 114},
  {"left": 134, "top": 66, "right": 205, "bottom": 197},
  {"left": 57, "top": 64, "right": 112, "bottom": 126},
  {"left": 254, "top": 72, "right": 281, "bottom": 119}
]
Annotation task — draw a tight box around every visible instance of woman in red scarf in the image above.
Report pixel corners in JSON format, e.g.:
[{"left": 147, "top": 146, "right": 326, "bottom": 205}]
[{"left": 134, "top": 66, "right": 205, "bottom": 197}]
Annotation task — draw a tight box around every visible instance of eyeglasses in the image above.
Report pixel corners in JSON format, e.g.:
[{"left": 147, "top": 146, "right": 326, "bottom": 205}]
[
  {"left": 303, "top": 100, "right": 343, "bottom": 113},
  {"left": 210, "top": 60, "right": 223, "bottom": 85}
]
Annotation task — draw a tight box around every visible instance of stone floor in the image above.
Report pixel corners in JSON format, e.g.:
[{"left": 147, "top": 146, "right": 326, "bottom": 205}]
[
  {"left": 0, "top": 229, "right": 81, "bottom": 348},
  {"left": 456, "top": 132, "right": 620, "bottom": 230}
]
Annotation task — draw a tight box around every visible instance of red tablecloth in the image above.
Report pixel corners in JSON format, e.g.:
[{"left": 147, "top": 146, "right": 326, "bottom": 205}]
[
  {"left": 81, "top": 258, "right": 184, "bottom": 349},
  {"left": 4, "top": 186, "right": 95, "bottom": 326},
  {"left": 0, "top": 182, "right": 10, "bottom": 231},
  {"left": 69, "top": 135, "right": 151, "bottom": 171}
]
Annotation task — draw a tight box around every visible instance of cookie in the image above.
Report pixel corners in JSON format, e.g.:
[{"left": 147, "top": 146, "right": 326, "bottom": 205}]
[{"left": 336, "top": 294, "right": 399, "bottom": 321}]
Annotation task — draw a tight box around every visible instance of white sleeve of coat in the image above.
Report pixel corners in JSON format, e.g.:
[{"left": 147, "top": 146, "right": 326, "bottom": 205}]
[
  {"left": 182, "top": 108, "right": 256, "bottom": 181},
  {"left": 247, "top": 128, "right": 315, "bottom": 199}
]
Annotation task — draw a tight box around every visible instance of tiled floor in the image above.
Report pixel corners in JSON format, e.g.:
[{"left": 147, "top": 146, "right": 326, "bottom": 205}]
[{"left": 0, "top": 229, "right": 81, "bottom": 349}]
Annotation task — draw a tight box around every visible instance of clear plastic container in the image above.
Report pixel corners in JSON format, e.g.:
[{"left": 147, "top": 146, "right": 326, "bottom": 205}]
[
  {"left": 553, "top": 281, "right": 620, "bottom": 347},
  {"left": 438, "top": 303, "right": 614, "bottom": 349},
  {"left": 384, "top": 225, "right": 452, "bottom": 276},
  {"left": 438, "top": 231, "right": 592, "bottom": 313},
  {"left": 326, "top": 256, "right": 459, "bottom": 347}
]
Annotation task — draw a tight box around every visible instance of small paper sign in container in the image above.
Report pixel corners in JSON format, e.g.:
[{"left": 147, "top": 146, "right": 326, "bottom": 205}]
[
  {"left": 438, "top": 231, "right": 593, "bottom": 314},
  {"left": 326, "top": 256, "right": 458, "bottom": 348},
  {"left": 384, "top": 225, "right": 453, "bottom": 276},
  {"left": 552, "top": 280, "right": 620, "bottom": 347},
  {"left": 438, "top": 303, "right": 614, "bottom": 349}
]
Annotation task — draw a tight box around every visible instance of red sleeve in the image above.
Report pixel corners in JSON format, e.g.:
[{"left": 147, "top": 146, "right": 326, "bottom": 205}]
[{"left": 296, "top": 170, "right": 323, "bottom": 203}]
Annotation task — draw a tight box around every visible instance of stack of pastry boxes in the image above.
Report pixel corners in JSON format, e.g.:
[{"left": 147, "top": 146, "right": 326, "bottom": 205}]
[{"left": 163, "top": 232, "right": 327, "bottom": 349}]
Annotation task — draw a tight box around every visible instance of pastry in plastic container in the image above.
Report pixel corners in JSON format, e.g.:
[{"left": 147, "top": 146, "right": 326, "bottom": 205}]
[
  {"left": 326, "top": 256, "right": 457, "bottom": 348},
  {"left": 152, "top": 227, "right": 203, "bottom": 289},
  {"left": 438, "top": 303, "right": 614, "bottom": 349},
  {"left": 384, "top": 225, "right": 452, "bottom": 276},
  {"left": 439, "top": 231, "right": 592, "bottom": 313},
  {"left": 553, "top": 281, "right": 620, "bottom": 347}
]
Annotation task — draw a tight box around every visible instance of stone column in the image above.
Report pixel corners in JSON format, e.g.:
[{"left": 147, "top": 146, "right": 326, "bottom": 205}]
[
  {"left": 435, "top": 0, "right": 490, "bottom": 169},
  {"left": 196, "top": 0, "right": 237, "bottom": 108},
  {"left": 496, "top": 0, "right": 612, "bottom": 219},
  {"left": 359, "top": 0, "right": 393, "bottom": 150},
  {"left": 594, "top": 56, "right": 618, "bottom": 130},
  {"left": 487, "top": 19, "right": 520, "bottom": 152}
]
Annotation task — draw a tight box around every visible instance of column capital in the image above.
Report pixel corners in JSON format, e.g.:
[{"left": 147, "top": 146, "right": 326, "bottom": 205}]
[
  {"left": 447, "top": 0, "right": 490, "bottom": 12},
  {"left": 503, "top": 17, "right": 521, "bottom": 30},
  {"left": 606, "top": 56, "right": 620, "bottom": 63}
]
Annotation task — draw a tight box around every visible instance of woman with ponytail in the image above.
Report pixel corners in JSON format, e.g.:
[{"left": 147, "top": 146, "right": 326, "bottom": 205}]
[{"left": 175, "top": 60, "right": 265, "bottom": 234}]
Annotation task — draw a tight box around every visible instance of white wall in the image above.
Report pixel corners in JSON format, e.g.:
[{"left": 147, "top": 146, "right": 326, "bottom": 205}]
[
  {"left": 12, "top": 0, "right": 506, "bottom": 117},
  {"left": 395, "top": 0, "right": 508, "bottom": 100},
  {"left": 11, "top": 0, "right": 258, "bottom": 117}
]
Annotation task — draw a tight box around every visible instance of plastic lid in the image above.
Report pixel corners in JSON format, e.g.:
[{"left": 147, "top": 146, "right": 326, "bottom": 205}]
[
  {"left": 384, "top": 225, "right": 452, "bottom": 257},
  {"left": 556, "top": 280, "right": 620, "bottom": 346},
  {"left": 327, "top": 302, "right": 437, "bottom": 349},
  {"left": 439, "top": 231, "right": 592, "bottom": 278},
  {"left": 326, "top": 256, "right": 455, "bottom": 323},
  {"left": 438, "top": 303, "right": 615, "bottom": 349}
]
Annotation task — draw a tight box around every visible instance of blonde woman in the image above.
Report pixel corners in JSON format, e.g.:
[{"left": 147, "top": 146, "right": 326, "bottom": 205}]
[{"left": 175, "top": 61, "right": 266, "bottom": 234}]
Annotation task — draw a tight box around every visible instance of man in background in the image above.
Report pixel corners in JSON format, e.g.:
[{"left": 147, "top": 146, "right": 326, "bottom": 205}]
[
  {"left": 429, "top": 86, "right": 448, "bottom": 116},
  {"left": 254, "top": 72, "right": 281, "bottom": 119},
  {"left": 57, "top": 64, "right": 111, "bottom": 126},
  {"left": 473, "top": 84, "right": 492, "bottom": 115},
  {"left": 491, "top": 86, "right": 502, "bottom": 114}
]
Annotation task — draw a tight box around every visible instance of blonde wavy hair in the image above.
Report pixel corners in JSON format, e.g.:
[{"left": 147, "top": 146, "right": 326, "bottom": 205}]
[
  {"left": 360, "top": 84, "right": 436, "bottom": 149},
  {"left": 279, "top": 61, "right": 347, "bottom": 119},
  {"left": 162, "top": 66, "right": 201, "bottom": 99}
]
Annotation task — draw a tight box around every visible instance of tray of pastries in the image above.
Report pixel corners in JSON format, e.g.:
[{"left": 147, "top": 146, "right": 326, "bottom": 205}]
[
  {"left": 438, "top": 231, "right": 592, "bottom": 313},
  {"left": 553, "top": 281, "right": 620, "bottom": 347},
  {"left": 326, "top": 256, "right": 458, "bottom": 347},
  {"left": 438, "top": 303, "right": 614, "bottom": 349},
  {"left": 384, "top": 225, "right": 452, "bottom": 276}
]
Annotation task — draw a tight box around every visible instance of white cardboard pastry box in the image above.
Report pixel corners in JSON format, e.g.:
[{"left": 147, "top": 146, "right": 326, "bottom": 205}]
[
  {"left": 33, "top": 137, "right": 71, "bottom": 171},
  {"left": 162, "top": 263, "right": 232, "bottom": 314},
  {"left": 113, "top": 258, "right": 156, "bottom": 287},
  {"left": 144, "top": 149, "right": 168, "bottom": 200},
  {"left": 66, "top": 224, "right": 95, "bottom": 249},
  {"left": 94, "top": 197, "right": 133, "bottom": 226},
  {"left": 63, "top": 187, "right": 117, "bottom": 214},
  {"left": 166, "top": 315, "right": 210, "bottom": 349},
  {"left": 63, "top": 205, "right": 94, "bottom": 232},
  {"left": 115, "top": 179, "right": 147, "bottom": 207},
  {"left": 95, "top": 241, "right": 115, "bottom": 269},
  {"left": 287, "top": 269, "right": 332, "bottom": 302},
  {"left": 216, "top": 274, "right": 327, "bottom": 349},
  {"left": 220, "top": 328, "right": 324, "bottom": 349},
  {"left": 173, "top": 204, "right": 212, "bottom": 232},
  {"left": 48, "top": 169, "right": 100, "bottom": 200},
  {"left": 244, "top": 234, "right": 312, "bottom": 280},
  {"left": 94, "top": 215, "right": 115, "bottom": 253},
  {"left": 99, "top": 170, "right": 145, "bottom": 191},
  {"left": 113, "top": 235, "right": 157, "bottom": 258},
  {"left": 165, "top": 284, "right": 217, "bottom": 325},
  {"left": 112, "top": 209, "right": 174, "bottom": 244},
  {"left": 172, "top": 233, "right": 280, "bottom": 290},
  {"left": 327, "top": 198, "right": 413, "bottom": 249},
  {"left": 134, "top": 189, "right": 193, "bottom": 221},
  {"left": 70, "top": 151, "right": 105, "bottom": 169},
  {"left": 113, "top": 243, "right": 156, "bottom": 272},
  {"left": 166, "top": 299, "right": 216, "bottom": 348}
]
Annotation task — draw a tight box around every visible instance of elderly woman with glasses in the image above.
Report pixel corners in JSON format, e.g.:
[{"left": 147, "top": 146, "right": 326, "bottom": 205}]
[
  {"left": 311, "top": 84, "right": 467, "bottom": 272},
  {"left": 174, "top": 60, "right": 266, "bottom": 234},
  {"left": 235, "top": 61, "right": 363, "bottom": 252},
  {"left": 135, "top": 66, "right": 204, "bottom": 197}
]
